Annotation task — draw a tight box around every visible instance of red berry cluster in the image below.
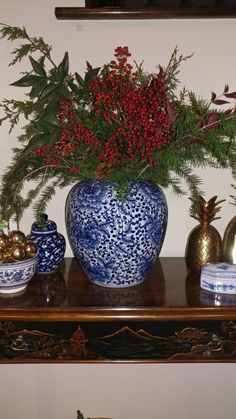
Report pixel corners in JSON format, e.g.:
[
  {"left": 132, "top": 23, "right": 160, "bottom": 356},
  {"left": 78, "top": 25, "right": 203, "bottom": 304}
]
[
  {"left": 89, "top": 46, "right": 173, "bottom": 166},
  {"left": 33, "top": 46, "right": 174, "bottom": 176}
]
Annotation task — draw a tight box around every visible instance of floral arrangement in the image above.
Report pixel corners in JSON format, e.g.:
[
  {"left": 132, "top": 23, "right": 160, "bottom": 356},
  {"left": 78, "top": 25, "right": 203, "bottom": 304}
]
[{"left": 0, "top": 24, "right": 236, "bottom": 224}]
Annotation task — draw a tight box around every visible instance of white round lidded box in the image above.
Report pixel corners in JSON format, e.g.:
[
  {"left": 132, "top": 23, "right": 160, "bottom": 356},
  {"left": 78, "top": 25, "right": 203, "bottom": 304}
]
[{"left": 200, "top": 262, "right": 236, "bottom": 294}]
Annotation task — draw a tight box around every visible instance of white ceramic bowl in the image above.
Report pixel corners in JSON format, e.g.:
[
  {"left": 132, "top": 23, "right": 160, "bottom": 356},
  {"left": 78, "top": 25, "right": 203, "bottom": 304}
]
[{"left": 0, "top": 255, "right": 38, "bottom": 294}]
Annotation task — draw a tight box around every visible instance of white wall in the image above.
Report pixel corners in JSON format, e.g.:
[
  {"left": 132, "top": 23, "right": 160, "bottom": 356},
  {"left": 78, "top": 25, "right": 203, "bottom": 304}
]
[
  {"left": 1, "top": 2, "right": 236, "bottom": 419},
  {"left": 1, "top": 363, "right": 236, "bottom": 419}
]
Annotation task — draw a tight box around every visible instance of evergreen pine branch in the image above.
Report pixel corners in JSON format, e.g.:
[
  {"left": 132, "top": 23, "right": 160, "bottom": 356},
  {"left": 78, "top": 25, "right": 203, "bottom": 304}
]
[
  {"left": 175, "top": 165, "right": 203, "bottom": 198},
  {"left": 164, "top": 47, "right": 193, "bottom": 99},
  {"left": 166, "top": 177, "right": 186, "bottom": 195},
  {"left": 10, "top": 44, "right": 32, "bottom": 65},
  {"left": 32, "top": 178, "right": 62, "bottom": 221},
  {"left": 23, "top": 170, "right": 54, "bottom": 211},
  {"left": 0, "top": 153, "right": 54, "bottom": 222},
  {"left": 0, "top": 24, "right": 27, "bottom": 41},
  {"left": 57, "top": 176, "right": 81, "bottom": 188},
  {"left": 0, "top": 23, "right": 54, "bottom": 67},
  {"left": 133, "top": 61, "right": 152, "bottom": 86},
  {"left": 0, "top": 99, "right": 36, "bottom": 132},
  {"left": 188, "top": 92, "right": 210, "bottom": 116}
]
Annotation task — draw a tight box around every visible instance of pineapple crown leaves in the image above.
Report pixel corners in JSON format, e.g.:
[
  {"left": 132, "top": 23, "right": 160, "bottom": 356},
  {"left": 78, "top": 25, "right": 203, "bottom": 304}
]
[{"left": 189, "top": 195, "right": 226, "bottom": 224}]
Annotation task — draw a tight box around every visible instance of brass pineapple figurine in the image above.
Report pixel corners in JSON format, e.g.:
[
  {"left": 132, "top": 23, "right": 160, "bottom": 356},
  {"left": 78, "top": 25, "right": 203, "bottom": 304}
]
[
  {"left": 185, "top": 195, "right": 225, "bottom": 272},
  {"left": 222, "top": 185, "right": 236, "bottom": 263}
]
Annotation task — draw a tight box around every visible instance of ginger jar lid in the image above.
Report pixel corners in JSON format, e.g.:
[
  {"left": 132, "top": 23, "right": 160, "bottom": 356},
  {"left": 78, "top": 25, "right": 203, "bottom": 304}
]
[{"left": 31, "top": 213, "right": 57, "bottom": 233}]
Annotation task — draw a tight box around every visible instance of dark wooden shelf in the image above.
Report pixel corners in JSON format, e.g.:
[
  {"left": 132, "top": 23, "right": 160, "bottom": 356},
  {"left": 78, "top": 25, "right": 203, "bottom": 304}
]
[
  {"left": 0, "top": 257, "right": 236, "bottom": 321},
  {"left": 55, "top": 6, "right": 236, "bottom": 20},
  {"left": 1, "top": 257, "right": 236, "bottom": 363}
]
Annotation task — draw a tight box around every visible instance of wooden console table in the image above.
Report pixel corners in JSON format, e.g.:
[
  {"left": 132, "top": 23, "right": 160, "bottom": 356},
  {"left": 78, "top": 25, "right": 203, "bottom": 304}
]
[{"left": 0, "top": 257, "right": 235, "bottom": 363}]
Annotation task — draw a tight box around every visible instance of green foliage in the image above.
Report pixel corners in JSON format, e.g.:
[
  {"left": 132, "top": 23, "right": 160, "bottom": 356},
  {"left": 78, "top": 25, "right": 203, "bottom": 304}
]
[
  {"left": 0, "top": 24, "right": 52, "bottom": 65},
  {"left": 230, "top": 184, "right": 236, "bottom": 206},
  {"left": 164, "top": 47, "right": 194, "bottom": 102},
  {"left": 0, "top": 23, "right": 236, "bottom": 223}
]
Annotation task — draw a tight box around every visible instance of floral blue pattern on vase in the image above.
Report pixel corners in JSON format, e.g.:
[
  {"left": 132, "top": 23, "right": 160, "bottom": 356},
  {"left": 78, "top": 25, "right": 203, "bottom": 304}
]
[
  {"left": 28, "top": 214, "right": 66, "bottom": 273},
  {"left": 65, "top": 180, "right": 168, "bottom": 288}
]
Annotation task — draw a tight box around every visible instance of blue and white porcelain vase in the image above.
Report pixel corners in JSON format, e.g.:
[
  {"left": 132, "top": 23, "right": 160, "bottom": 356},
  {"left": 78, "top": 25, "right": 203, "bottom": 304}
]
[
  {"left": 28, "top": 214, "right": 66, "bottom": 273},
  {"left": 65, "top": 180, "right": 168, "bottom": 288}
]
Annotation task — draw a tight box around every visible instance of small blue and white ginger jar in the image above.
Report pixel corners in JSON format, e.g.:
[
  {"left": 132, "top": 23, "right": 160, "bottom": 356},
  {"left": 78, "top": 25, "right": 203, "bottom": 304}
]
[{"left": 28, "top": 214, "right": 66, "bottom": 273}]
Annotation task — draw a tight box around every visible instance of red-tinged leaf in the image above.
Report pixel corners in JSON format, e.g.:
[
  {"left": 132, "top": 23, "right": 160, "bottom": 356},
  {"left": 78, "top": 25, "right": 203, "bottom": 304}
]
[
  {"left": 196, "top": 119, "right": 204, "bottom": 129},
  {"left": 224, "top": 92, "right": 236, "bottom": 99},
  {"left": 211, "top": 92, "right": 216, "bottom": 101},
  {"left": 189, "top": 136, "right": 201, "bottom": 144},
  {"left": 86, "top": 61, "right": 93, "bottom": 71},
  {"left": 224, "top": 84, "right": 229, "bottom": 93},
  {"left": 224, "top": 108, "right": 233, "bottom": 115},
  {"left": 166, "top": 98, "right": 176, "bottom": 125},
  {"left": 212, "top": 99, "right": 230, "bottom": 105},
  {"left": 206, "top": 111, "right": 219, "bottom": 126},
  {"left": 158, "top": 65, "right": 164, "bottom": 77}
]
